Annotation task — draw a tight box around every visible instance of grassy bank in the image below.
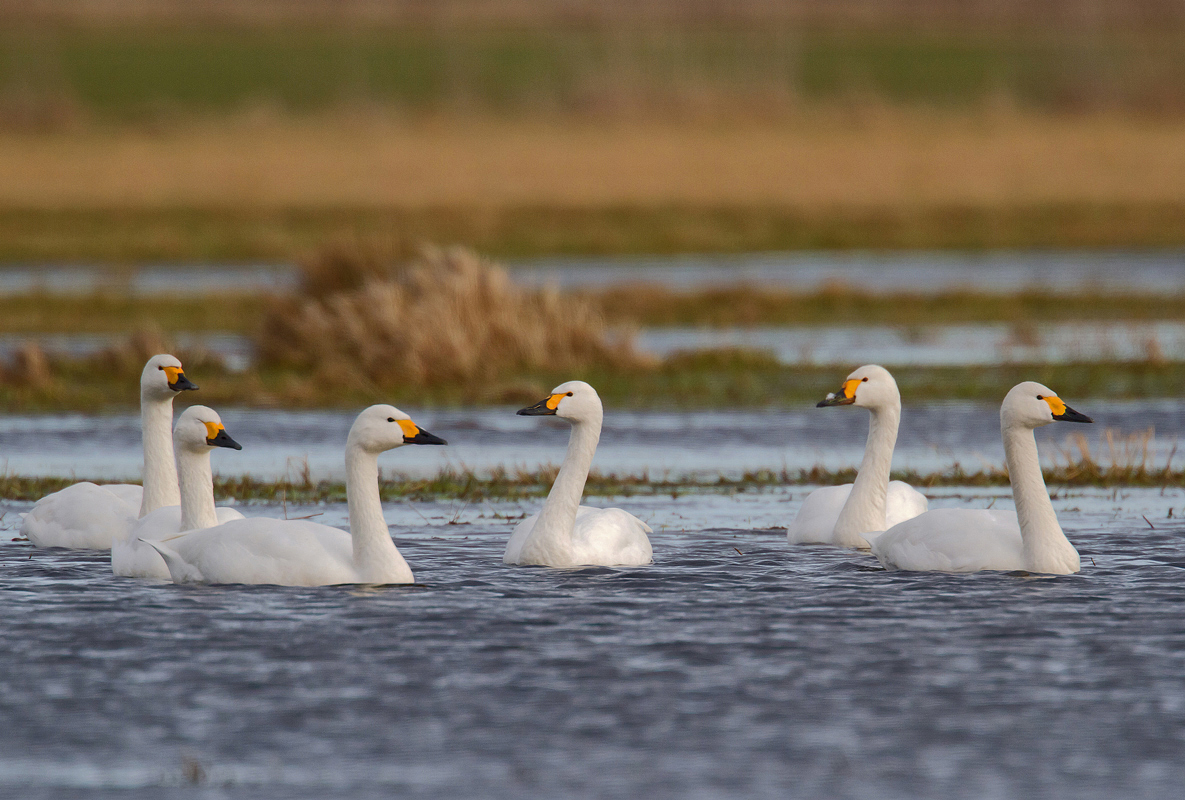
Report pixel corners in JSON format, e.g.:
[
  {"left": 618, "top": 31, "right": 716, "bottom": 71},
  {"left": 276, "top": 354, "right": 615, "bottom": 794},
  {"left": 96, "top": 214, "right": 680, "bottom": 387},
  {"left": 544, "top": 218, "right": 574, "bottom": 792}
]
[
  {"left": 2, "top": 355, "right": 1182, "bottom": 413},
  {"left": 2, "top": 461, "right": 1180, "bottom": 507},
  {"left": 4, "top": 202, "right": 1185, "bottom": 262},
  {"left": 3, "top": 26, "right": 1184, "bottom": 122},
  {"left": 3, "top": 286, "right": 1185, "bottom": 335}
]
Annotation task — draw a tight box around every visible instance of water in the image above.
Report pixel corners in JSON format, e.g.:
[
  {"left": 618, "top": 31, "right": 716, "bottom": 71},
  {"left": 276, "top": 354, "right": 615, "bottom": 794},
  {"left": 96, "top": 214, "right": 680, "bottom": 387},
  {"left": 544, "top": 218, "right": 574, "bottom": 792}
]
[
  {"left": 2, "top": 486, "right": 1184, "bottom": 798},
  {"left": 3, "top": 250, "right": 1183, "bottom": 297},
  {"left": 7, "top": 319, "right": 1184, "bottom": 374},
  {"left": 639, "top": 321, "right": 1185, "bottom": 366},
  {"left": 1, "top": 401, "right": 1180, "bottom": 481},
  {"left": 511, "top": 250, "right": 1185, "bottom": 293}
]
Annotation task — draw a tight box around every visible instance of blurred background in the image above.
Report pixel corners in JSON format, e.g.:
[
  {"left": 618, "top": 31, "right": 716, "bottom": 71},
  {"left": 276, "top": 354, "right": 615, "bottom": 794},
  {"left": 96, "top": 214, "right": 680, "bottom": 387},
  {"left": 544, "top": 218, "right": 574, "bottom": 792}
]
[{"left": 0, "top": 0, "right": 1183, "bottom": 423}]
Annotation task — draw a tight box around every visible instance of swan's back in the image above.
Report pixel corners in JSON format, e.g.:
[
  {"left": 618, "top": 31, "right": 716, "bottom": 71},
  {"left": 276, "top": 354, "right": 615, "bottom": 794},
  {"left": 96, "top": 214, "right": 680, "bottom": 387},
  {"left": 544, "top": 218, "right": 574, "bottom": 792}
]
[
  {"left": 572, "top": 507, "right": 653, "bottom": 566},
  {"left": 21, "top": 482, "right": 140, "bottom": 549},
  {"left": 788, "top": 481, "right": 928, "bottom": 546},
  {"left": 505, "top": 506, "right": 652, "bottom": 567},
  {"left": 871, "top": 507, "right": 1025, "bottom": 573},
  {"left": 168, "top": 517, "right": 363, "bottom": 586},
  {"left": 787, "top": 484, "right": 851, "bottom": 544},
  {"left": 114, "top": 505, "right": 245, "bottom": 579},
  {"left": 885, "top": 481, "right": 929, "bottom": 526}
]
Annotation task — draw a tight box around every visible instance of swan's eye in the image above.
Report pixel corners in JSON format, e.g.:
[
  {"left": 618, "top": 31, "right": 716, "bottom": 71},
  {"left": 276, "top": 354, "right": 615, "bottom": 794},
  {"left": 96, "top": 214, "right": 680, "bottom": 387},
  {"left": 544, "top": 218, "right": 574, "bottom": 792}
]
[
  {"left": 566, "top": 392, "right": 573, "bottom": 397},
  {"left": 387, "top": 417, "right": 395, "bottom": 422},
  {"left": 861, "top": 377, "right": 868, "bottom": 382},
  {"left": 1036, "top": 395, "right": 1043, "bottom": 400},
  {"left": 157, "top": 366, "right": 164, "bottom": 371}
]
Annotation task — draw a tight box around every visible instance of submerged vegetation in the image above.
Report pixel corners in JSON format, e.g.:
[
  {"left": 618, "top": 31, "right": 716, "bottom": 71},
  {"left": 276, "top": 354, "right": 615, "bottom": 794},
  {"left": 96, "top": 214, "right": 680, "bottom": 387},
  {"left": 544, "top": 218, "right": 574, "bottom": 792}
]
[{"left": 2, "top": 454, "right": 1181, "bottom": 506}]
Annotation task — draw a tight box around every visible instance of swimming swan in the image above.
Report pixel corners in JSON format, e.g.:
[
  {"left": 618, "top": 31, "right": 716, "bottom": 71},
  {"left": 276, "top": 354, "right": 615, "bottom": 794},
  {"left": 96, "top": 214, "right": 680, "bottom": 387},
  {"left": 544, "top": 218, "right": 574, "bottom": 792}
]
[
  {"left": 145, "top": 405, "right": 445, "bottom": 586},
  {"left": 112, "top": 406, "right": 244, "bottom": 579},
  {"left": 787, "top": 365, "right": 928, "bottom": 548},
  {"left": 20, "top": 354, "right": 198, "bottom": 549},
  {"left": 504, "top": 381, "right": 653, "bottom": 567},
  {"left": 871, "top": 381, "right": 1092, "bottom": 574}
]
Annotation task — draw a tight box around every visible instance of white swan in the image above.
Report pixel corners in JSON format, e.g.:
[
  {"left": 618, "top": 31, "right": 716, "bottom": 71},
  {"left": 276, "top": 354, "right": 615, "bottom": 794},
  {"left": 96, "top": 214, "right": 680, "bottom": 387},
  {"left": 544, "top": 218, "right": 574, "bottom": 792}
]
[
  {"left": 871, "top": 381, "right": 1092, "bottom": 574},
  {"left": 787, "top": 365, "right": 928, "bottom": 548},
  {"left": 145, "top": 405, "right": 445, "bottom": 586},
  {"left": 505, "top": 381, "right": 653, "bottom": 567},
  {"left": 20, "top": 354, "right": 198, "bottom": 549},
  {"left": 113, "top": 406, "right": 244, "bottom": 579}
]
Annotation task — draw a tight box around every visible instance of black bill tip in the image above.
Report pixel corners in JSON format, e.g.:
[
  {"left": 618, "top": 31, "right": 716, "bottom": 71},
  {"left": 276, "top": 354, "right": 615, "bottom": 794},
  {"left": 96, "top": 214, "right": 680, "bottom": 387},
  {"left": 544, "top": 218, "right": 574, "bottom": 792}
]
[
  {"left": 1053, "top": 405, "right": 1093, "bottom": 424},
  {"left": 405, "top": 429, "right": 447, "bottom": 445},
  {"left": 517, "top": 398, "right": 557, "bottom": 416},
  {"left": 207, "top": 430, "right": 243, "bottom": 450},
  {"left": 170, "top": 373, "right": 198, "bottom": 392},
  {"left": 816, "top": 392, "right": 855, "bottom": 408}
]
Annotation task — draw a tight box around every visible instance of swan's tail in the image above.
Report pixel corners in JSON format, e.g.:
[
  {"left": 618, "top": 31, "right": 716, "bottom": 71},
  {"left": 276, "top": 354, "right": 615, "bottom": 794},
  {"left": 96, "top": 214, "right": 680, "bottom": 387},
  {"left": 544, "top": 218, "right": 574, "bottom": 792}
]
[{"left": 140, "top": 538, "right": 204, "bottom": 584}]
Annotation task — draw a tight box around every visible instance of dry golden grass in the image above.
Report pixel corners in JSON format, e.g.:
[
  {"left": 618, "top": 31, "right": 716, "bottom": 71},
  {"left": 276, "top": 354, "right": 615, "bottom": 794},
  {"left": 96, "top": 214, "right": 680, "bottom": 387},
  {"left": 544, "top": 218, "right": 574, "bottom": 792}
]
[
  {"left": 1, "top": 112, "right": 1184, "bottom": 211},
  {"left": 257, "top": 244, "right": 648, "bottom": 389}
]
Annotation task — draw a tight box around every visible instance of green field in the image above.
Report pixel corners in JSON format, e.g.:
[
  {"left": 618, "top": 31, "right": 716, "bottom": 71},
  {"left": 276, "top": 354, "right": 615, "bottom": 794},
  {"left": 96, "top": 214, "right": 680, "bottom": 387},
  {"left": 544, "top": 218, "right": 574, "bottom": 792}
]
[{"left": 3, "top": 27, "right": 1183, "bottom": 121}]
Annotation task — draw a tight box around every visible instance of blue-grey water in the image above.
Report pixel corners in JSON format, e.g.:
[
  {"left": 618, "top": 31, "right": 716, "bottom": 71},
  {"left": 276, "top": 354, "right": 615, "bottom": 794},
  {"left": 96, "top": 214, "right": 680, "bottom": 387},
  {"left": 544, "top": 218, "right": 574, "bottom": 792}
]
[
  {"left": 2, "top": 487, "right": 1185, "bottom": 798},
  {"left": 6, "top": 319, "right": 1185, "bottom": 374},
  {"left": 2, "top": 250, "right": 1183, "bottom": 296},
  {"left": 0, "top": 400, "right": 1180, "bottom": 481}
]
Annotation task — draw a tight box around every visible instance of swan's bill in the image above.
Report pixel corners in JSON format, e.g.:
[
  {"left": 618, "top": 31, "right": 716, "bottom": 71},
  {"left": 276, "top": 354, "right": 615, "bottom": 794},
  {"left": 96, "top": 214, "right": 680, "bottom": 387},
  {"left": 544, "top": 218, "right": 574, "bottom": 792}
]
[
  {"left": 816, "top": 377, "right": 860, "bottom": 407},
  {"left": 1041, "top": 395, "right": 1093, "bottom": 424},
  {"left": 396, "top": 418, "right": 447, "bottom": 445},
  {"left": 203, "top": 422, "right": 243, "bottom": 450},
  {"left": 162, "top": 365, "right": 198, "bottom": 392},
  {"left": 518, "top": 391, "right": 572, "bottom": 416}
]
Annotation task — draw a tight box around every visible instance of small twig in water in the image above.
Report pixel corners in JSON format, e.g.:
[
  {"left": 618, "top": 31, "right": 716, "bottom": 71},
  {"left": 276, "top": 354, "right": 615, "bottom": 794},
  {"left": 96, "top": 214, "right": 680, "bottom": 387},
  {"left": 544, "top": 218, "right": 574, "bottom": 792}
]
[
  {"left": 734, "top": 547, "right": 743, "bottom": 555},
  {"left": 1143, "top": 515, "right": 1155, "bottom": 529},
  {"left": 403, "top": 500, "right": 431, "bottom": 525}
]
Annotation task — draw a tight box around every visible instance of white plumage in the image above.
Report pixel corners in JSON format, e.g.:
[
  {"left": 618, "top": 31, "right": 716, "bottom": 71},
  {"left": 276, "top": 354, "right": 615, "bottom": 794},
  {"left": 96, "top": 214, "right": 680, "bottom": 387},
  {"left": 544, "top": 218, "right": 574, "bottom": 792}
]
[
  {"left": 112, "top": 405, "right": 245, "bottom": 579},
  {"left": 505, "top": 381, "right": 652, "bottom": 568},
  {"left": 146, "top": 404, "right": 446, "bottom": 586},
  {"left": 872, "top": 381, "right": 1092, "bottom": 574},
  {"left": 20, "top": 354, "right": 197, "bottom": 549},
  {"left": 787, "top": 365, "right": 927, "bottom": 548},
  {"left": 788, "top": 481, "right": 929, "bottom": 546}
]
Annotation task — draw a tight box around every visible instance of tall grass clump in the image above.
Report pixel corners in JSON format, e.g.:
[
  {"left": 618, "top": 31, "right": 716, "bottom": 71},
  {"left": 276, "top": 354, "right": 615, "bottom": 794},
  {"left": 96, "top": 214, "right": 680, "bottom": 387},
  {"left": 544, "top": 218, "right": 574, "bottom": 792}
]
[{"left": 257, "top": 244, "right": 650, "bottom": 392}]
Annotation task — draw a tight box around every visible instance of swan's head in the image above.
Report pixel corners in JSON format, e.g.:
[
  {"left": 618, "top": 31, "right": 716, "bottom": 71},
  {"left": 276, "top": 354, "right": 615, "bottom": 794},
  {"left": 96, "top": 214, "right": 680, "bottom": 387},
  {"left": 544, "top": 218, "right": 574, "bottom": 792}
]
[
  {"left": 517, "top": 380, "right": 603, "bottom": 424},
  {"left": 141, "top": 354, "right": 197, "bottom": 399},
  {"left": 816, "top": 364, "right": 899, "bottom": 410},
  {"left": 1002, "top": 381, "right": 1093, "bottom": 429},
  {"left": 173, "top": 405, "right": 242, "bottom": 454},
  {"left": 347, "top": 404, "right": 447, "bottom": 454}
]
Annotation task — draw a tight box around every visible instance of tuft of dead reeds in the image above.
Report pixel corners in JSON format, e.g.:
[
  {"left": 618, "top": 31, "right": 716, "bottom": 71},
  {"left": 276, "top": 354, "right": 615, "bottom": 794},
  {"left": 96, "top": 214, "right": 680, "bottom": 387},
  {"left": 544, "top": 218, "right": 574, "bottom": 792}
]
[{"left": 257, "top": 244, "right": 650, "bottom": 391}]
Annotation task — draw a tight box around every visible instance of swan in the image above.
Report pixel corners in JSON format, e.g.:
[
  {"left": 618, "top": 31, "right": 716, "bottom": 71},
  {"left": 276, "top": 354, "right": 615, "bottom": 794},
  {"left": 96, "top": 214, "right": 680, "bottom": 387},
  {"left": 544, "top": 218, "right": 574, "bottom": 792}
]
[
  {"left": 504, "top": 381, "right": 653, "bottom": 567},
  {"left": 871, "top": 381, "right": 1092, "bottom": 574},
  {"left": 20, "top": 354, "right": 198, "bottom": 549},
  {"left": 787, "top": 365, "right": 928, "bottom": 548},
  {"left": 112, "top": 406, "right": 244, "bottom": 579},
  {"left": 144, "top": 405, "right": 445, "bottom": 586}
]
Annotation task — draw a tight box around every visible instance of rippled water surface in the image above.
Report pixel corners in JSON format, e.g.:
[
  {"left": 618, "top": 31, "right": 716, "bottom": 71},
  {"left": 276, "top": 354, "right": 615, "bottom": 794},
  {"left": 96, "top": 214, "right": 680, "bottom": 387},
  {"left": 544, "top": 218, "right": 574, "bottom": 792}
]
[{"left": 3, "top": 488, "right": 1185, "bottom": 799}]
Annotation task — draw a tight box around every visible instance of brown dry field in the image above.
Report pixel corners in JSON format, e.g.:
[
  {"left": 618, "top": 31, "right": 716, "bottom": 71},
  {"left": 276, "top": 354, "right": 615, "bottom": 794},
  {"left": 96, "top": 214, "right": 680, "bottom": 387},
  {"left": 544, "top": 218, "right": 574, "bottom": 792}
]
[{"left": 3, "top": 112, "right": 1184, "bottom": 212}]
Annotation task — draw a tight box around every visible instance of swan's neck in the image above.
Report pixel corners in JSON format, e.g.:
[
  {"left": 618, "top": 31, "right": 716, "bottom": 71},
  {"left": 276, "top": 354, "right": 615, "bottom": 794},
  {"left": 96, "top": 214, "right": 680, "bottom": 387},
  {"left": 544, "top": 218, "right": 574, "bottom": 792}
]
[
  {"left": 1003, "top": 423, "right": 1079, "bottom": 573},
  {"left": 176, "top": 447, "right": 219, "bottom": 531},
  {"left": 533, "top": 418, "right": 601, "bottom": 546},
  {"left": 345, "top": 447, "right": 405, "bottom": 582},
  {"left": 833, "top": 403, "right": 900, "bottom": 542},
  {"left": 139, "top": 395, "right": 179, "bottom": 517}
]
